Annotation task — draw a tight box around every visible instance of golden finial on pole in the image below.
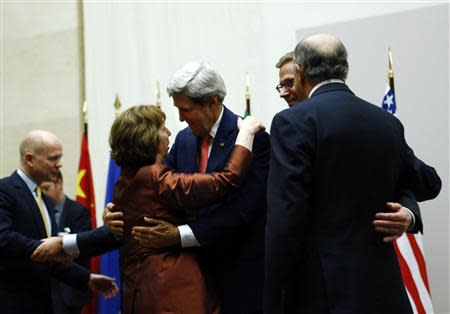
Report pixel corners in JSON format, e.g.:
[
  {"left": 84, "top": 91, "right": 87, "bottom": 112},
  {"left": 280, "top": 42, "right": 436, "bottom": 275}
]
[
  {"left": 82, "top": 100, "right": 88, "bottom": 125},
  {"left": 388, "top": 48, "right": 395, "bottom": 96},
  {"left": 244, "top": 72, "right": 251, "bottom": 117},
  {"left": 114, "top": 94, "right": 122, "bottom": 118},
  {"left": 155, "top": 81, "right": 161, "bottom": 109}
]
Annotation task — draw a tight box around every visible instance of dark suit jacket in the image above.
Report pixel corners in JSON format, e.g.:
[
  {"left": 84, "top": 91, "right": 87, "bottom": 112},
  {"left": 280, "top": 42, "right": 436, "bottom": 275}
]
[
  {"left": 51, "top": 197, "right": 92, "bottom": 314},
  {"left": 166, "top": 105, "right": 270, "bottom": 314},
  {"left": 0, "top": 172, "right": 91, "bottom": 314},
  {"left": 265, "top": 83, "right": 441, "bottom": 314}
]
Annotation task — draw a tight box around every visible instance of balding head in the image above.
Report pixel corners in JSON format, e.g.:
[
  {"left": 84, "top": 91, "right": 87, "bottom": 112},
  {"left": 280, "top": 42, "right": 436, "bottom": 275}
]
[
  {"left": 20, "top": 130, "right": 60, "bottom": 162},
  {"left": 294, "top": 33, "right": 348, "bottom": 85},
  {"left": 303, "top": 33, "right": 342, "bottom": 56},
  {"left": 20, "top": 130, "right": 63, "bottom": 184}
]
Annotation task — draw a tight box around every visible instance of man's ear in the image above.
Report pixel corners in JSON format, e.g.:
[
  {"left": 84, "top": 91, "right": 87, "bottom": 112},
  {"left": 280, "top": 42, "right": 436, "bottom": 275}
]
[
  {"left": 208, "top": 95, "right": 219, "bottom": 107},
  {"left": 295, "top": 63, "right": 305, "bottom": 85},
  {"left": 24, "top": 153, "right": 34, "bottom": 167}
]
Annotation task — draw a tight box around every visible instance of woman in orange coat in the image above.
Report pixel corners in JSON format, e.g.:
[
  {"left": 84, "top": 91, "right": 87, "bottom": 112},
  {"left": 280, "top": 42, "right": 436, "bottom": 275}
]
[{"left": 107, "top": 105, "right": 262, "bottom": 314}]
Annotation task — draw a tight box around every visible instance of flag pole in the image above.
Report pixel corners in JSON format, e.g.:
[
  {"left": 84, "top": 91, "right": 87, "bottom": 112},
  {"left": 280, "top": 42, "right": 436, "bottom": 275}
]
[
  {"left": 245, "top": 72, "right": 251, "bottom": 116},
  {"left": 155, "top": 81, "right": 161, "bottom": 109},
  {"left": 388, "top": 48, "right": 395, "bottom": 96}
]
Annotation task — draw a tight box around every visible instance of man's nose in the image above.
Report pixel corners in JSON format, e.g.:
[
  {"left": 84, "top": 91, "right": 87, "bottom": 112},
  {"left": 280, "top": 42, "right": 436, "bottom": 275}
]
[
  {"left": 279, "top": 88, "right": 289, "bottom": 98},
  {"left": 178, "top": 112, "right": 185, "bottom": 122}
]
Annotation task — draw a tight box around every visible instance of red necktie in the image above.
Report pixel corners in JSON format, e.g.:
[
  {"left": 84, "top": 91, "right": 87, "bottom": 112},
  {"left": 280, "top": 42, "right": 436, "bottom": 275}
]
[{"left": 199, "top": 135, "right": 211, "bottom": 173}]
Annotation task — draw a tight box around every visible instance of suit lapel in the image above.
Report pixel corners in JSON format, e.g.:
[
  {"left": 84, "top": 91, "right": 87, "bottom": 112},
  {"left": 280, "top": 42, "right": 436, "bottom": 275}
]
[
  {"left": 11, "top": 172, "right": 49, "bottom": 237},
  {"left": 184, "top": 129, "right": 202, "bottom": 172},
  {"left": 207, "top": 106, "right": 238, "bottom": 172}
]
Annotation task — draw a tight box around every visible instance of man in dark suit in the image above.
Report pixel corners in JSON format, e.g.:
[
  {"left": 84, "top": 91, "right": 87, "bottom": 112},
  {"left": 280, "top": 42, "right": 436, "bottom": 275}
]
[
  {"left": 0, "top": 130, "right": 118, "bottom": 314},
  {"left": 128, "top": 61, "right": 270, "bottom": 314},
  {"left": 40, "top": 170, "right": 92, "bottom": 314},
  {"left": 265, "top": 34, "right": 441, "bottom": 314},
  {"left": 274, "top": 51, "right": 424, "bottom": 243}
]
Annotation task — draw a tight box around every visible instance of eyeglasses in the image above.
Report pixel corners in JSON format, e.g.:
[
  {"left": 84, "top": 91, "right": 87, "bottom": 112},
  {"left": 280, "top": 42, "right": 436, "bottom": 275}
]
[{"left": 275, "top": 78, "right": 294, "bottom": 93}]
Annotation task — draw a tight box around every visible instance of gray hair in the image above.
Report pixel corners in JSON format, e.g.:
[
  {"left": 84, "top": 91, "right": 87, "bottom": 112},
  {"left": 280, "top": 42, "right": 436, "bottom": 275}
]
[
  {"left": 167, "top": 61, "right": 227, "bottom": 105},
  {"left": 275, "top": 51, "right": 295, "bottom": 68},
  {"left": 294, "top": 34, "right": 348, "bottom": 85}
]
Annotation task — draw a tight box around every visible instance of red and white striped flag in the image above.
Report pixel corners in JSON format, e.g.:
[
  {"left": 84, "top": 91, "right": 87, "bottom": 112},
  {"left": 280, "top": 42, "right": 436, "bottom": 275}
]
[
  {"left": 394, "top": 234, "right": 433, "bottom": 313},
  {"left": 381, "top": 49, "right": 433, "bottom": 314}
]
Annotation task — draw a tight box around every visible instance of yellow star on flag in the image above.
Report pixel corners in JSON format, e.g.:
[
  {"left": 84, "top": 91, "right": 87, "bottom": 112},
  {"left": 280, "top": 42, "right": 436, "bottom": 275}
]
[{"left": 77, "top": 169, "right": 87, "bottom": 198}]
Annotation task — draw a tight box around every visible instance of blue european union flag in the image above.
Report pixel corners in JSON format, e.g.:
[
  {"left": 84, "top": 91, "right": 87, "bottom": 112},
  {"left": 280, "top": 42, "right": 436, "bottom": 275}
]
[
  {"left": 97, "top": 158, "right": 121, "bottom": 314},
  {"left": 381, "top": 85, "right": 397, "bottom": 115}
]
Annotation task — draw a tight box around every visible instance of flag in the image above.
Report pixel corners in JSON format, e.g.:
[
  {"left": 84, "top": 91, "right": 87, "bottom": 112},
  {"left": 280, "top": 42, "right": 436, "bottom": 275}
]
[
  {"left": 381, "top": 50, "right": 434, "bottom": 314},
  {"left": 76, "top": 131, "right": 99, "bottom": 314},
  {"left": 97, "top": 158, "right": 122, "bottom": 314},
  {"left": 381, "top": 84, "right": 396, "bottom": 114}
]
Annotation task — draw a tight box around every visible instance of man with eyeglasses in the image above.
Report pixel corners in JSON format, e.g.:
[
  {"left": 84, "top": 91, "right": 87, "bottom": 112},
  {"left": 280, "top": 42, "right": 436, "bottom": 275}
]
[
  {"left": 275, "top": 51, "right": 424, "bottom": 244},
  {"left": 275, "top": 52, "right": 298, "bottom": 107}
]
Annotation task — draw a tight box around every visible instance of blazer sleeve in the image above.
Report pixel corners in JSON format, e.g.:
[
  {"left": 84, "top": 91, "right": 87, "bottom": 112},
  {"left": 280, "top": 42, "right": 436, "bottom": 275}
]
[
  {"left": 50, "top": 261, "right": 91, "bottom": 290},
  {"left": 156, "top": 145, "right": 252, "bottom": 209},
  {"left": 393, "top": 117, "right": 442, "bottom": 201},
  {"left": 396, "top": 189, "right": 423, "bottom": 234},
  {"left": 76, "top": 225, "right": 121, "bottom": 257},
  {"left": 188, "top": 130, "right": 270, "bottom": 247}
]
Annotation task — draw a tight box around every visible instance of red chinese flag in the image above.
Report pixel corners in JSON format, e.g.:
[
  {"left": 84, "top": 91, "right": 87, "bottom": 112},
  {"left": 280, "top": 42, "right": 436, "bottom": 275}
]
[{"left": 76, "top": 132, "right": 99, "bottom": 314}]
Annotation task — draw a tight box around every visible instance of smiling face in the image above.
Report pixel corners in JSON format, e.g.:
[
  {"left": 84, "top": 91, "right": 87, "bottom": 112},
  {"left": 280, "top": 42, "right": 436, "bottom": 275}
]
[
  {"left": 278, "top": 61, "right": 299, "bottom": 107},
  {"left": 172, "top": 93, "right": 219, "bottom": 137}
]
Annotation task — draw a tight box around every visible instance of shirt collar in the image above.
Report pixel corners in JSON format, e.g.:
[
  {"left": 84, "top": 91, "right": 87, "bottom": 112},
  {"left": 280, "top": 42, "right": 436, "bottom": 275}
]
[
  {"left": 309, "top": 79, "right": 345, "bottom": 98},
  {"left": 17, "top": 169, "right": 38, "bottom": 194},
  {"left": 54, "top": 195, "right": 66, "bottom": 212},
  {"left": 208, "top": 105, "right": 224, "bottom": 139}
]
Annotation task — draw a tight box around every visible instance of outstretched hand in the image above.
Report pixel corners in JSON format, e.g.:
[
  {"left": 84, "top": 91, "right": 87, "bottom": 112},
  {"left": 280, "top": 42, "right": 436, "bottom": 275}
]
[
  {"left": 88, "top": 274, "right": 118, "bottom": 299},
  {"left": 373, "top": 202, "right": 413, "bottom": 242}
]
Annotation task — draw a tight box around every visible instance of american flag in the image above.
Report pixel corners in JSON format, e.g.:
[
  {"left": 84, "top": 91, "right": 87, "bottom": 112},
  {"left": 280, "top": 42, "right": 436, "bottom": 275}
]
[{"left": 381, "top": 49, "right": 434, "bottom": 314}]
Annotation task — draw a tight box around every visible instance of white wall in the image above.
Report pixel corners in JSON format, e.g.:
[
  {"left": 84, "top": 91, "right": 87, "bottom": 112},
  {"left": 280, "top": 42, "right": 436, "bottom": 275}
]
[{"left": 1, "top": 1, "right": 84, "bottom": 198}]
